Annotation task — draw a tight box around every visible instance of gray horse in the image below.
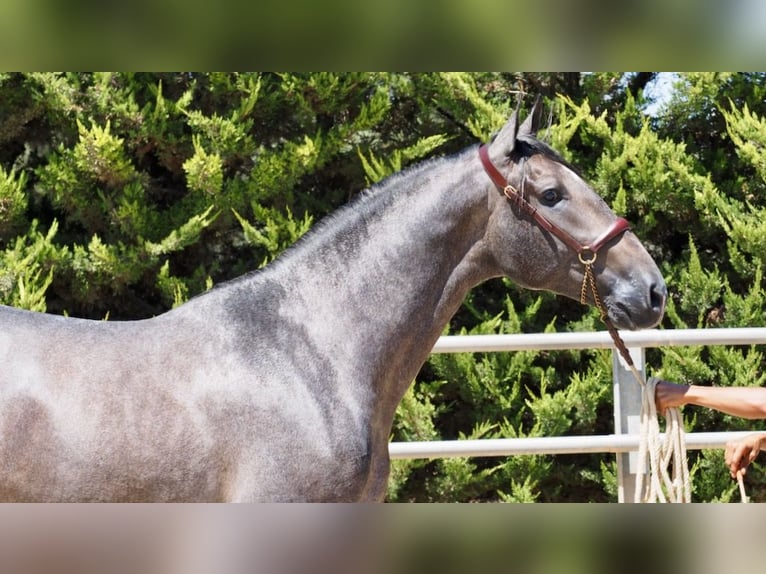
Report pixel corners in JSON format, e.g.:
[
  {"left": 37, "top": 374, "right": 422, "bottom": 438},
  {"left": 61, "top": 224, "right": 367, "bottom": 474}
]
[{"left": 0, "top": 100, "right": 665, "bottom": 501}]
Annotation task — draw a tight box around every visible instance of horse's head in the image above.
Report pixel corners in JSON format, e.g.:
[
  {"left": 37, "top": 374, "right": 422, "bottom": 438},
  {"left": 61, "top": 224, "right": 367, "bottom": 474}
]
[{"left": 481, "top": 98, "right": 666, "bottom": 330}]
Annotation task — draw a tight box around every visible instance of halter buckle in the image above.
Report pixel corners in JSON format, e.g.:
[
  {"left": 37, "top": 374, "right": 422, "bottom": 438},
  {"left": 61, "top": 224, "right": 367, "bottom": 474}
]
[{"left": 503, "top": 184, "right": 519, "bottom": 200}]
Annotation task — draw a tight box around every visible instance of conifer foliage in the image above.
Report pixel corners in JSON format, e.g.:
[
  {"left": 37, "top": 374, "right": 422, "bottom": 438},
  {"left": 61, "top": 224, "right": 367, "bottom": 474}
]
[{"left": 1, "top": 72, "right": 764, "bottom": 501}]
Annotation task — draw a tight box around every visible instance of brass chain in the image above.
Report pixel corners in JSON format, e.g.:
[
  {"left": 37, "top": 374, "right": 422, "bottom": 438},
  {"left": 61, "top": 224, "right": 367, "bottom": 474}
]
[{"left": 579, "top": 257, "right": 639, "bottom": 374}]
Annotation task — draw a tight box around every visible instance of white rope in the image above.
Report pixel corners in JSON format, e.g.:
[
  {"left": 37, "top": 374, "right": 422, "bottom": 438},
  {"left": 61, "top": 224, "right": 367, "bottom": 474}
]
[
  {"left": 737, "top": 471, "right": 749, "bottom": 503},
  {"left": 634, "top": 376, "right": 692, "bottom": 503}
]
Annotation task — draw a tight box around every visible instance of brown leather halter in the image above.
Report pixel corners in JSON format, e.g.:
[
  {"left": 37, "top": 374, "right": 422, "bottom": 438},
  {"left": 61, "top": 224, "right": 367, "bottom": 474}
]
[
  {"left": 478, "top": 143, "right": 636, "bottom": 363},
  {"left": 478, "top": 144, "right": 631, "bottom": 267}
]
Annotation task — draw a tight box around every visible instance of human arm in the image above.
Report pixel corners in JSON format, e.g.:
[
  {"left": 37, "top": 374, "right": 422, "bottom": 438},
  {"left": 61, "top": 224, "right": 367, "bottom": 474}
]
[
  {"left": 725, "top": 433, "right": 766, "bottom": 478},
  {"left": 654, "top": 380, "right": 766, "bottom": 419}
]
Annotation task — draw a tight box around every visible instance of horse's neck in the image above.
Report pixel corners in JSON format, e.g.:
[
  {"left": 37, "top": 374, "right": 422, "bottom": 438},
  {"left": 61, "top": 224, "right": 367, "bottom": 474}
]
[{"left": 270, "top": 151, "right": 493, "bottom": 413}]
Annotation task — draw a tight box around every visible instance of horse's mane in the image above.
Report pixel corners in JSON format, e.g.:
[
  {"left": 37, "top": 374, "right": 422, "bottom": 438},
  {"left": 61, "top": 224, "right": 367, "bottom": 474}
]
[
  {"left": 206, "top": 150, "right": 460, "bottom": 294},
  {"left": 282, "top": 152, "right": 455, "bottom": 251}
]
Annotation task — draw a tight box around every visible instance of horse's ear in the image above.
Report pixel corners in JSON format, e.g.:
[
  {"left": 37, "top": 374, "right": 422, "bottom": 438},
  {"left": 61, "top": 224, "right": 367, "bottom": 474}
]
[
  {"left": 491, "top": 95, "right": 543, "bottom": 157},
  {"left": 490, "top": 97, "right": 522, "bottom": 157},
  {"left": 518, "top": 95, "right": 543, "bottom": 137}
]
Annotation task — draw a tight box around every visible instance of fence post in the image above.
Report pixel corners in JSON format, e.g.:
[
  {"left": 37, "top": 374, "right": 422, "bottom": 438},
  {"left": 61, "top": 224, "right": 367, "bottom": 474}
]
[{"left": 612, "top": 345, "right": 645, "bottom": 503}]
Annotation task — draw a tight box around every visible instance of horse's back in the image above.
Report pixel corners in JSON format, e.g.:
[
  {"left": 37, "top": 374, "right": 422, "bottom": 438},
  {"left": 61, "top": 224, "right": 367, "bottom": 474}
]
[{"left": 0, "top": 305, "right": 234, "bottom": 501}]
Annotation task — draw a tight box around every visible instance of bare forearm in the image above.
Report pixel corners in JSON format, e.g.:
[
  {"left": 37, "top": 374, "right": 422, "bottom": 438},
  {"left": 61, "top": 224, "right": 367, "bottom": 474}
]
[
  {"left": 655, "top": 380, "right": 766, "bottom": 419},
  {"left": 683, "top": 386, "right": 766, "bottom": 419}
]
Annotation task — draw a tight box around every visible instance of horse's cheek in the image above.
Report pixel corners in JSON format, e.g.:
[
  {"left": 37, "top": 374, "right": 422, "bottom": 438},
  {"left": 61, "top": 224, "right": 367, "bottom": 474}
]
[{"left": 487, "top": 218, "right": 542, "bottom": 287}]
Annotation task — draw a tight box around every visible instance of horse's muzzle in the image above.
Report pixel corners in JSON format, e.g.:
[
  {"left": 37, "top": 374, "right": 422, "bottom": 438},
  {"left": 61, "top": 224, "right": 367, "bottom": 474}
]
[{"left": 610, "top": 279, "right": 667, "bottom": 330}]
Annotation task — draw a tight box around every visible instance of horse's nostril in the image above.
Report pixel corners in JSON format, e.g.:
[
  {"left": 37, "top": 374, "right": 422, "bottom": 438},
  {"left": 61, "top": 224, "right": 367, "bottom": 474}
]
[{"left": 650, "top": 282, "right": 668, "bottom": 312}]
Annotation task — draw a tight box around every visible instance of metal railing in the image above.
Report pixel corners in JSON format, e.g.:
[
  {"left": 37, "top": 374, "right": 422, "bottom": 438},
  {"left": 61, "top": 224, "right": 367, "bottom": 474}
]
[{"left": 388, "top": 327, "right": 766, "bottom": 502}]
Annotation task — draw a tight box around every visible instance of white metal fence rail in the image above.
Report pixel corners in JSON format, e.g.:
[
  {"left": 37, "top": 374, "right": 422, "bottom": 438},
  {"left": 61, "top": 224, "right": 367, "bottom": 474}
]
[{"left": 388, "top": 327, "right": 766, "bottom": 502}]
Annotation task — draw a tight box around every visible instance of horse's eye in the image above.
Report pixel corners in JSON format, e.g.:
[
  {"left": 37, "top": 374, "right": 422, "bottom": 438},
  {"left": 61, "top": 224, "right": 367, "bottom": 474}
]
[{"left": 541, "top": 188, "right": 561, "bottom": 206}]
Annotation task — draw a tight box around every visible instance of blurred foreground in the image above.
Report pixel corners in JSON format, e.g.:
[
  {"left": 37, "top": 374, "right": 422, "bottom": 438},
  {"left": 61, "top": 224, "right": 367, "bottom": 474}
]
[{"left": 0, "top": 504, "right": 759, "bottom": 574}]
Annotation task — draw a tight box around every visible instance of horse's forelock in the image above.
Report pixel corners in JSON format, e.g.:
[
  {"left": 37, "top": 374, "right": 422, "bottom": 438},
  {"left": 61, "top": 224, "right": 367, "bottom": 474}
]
[{"left": 512, "top": 135, "right": 580, "bottom": 176}]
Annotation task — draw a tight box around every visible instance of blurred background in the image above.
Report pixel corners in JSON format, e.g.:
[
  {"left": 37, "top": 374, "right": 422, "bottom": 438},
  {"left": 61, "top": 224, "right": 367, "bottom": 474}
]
[{"left": 0, "top": 0, "right": 764, "bottom": 68}]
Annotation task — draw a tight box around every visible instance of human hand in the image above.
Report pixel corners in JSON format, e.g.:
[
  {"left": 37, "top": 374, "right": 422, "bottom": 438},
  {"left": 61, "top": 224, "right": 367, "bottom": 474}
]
[
  {"left": 653, "top": 379, "right": 689, "bottom": 414},
  {"left": 725, "top": 433, "right": 766, "bottom": 479}
]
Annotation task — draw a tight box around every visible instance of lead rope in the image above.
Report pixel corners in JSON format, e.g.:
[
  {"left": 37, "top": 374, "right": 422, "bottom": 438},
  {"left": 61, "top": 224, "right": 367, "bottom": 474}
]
[
  {"left": 580, "top": 256, "right": 693, "bottom": 503},
  {"left": 737, "top": 471, "right": 749, "bottom": 503}
]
